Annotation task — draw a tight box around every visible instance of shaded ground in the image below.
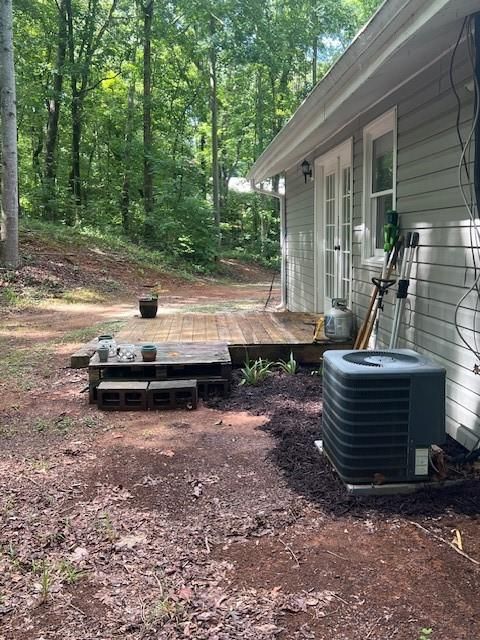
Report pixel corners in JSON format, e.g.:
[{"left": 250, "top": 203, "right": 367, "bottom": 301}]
[
  {"left": 1, "top": 238, "right": 480, "bottom": 639},
  {"left": 1, "top": 228, "right": 279, "bottom": 312}
]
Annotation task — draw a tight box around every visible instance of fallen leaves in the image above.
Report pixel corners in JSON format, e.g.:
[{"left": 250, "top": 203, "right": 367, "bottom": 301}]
[
  {"left": 115, "top": 534, "right": 147, "bottom": 550},
  {"left": 69, "top": 547, "right": 89, "bottom": 563}
]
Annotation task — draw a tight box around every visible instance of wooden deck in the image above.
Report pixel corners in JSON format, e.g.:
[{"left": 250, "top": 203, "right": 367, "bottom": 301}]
[
  {"left": 115, "top": 311, "right": 320, "bottom": 346},
  {"left": 71, "top": 311, "right": 352, "bottom": 368},
  {"left": 112, "top": 311, "right": 350, "bottom": 365}
]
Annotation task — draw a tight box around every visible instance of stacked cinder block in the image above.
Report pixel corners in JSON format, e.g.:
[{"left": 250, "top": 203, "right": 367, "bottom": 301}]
[
  {"left": 96, "top": 381, "right": 149, "bottom": 411},
  {"left": 148, "top": 380, "right": 198, "bottom": 410},
  {"left": 96, "top": 379, "right": 199, "bottom": 411}
]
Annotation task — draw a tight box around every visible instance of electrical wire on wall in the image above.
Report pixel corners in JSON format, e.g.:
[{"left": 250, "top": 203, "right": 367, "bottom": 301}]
[{"left": 452, "top": 15, "right": 480, "bottom": 367}]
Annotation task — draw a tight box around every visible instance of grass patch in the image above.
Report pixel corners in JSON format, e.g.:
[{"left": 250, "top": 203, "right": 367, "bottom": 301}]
[
  {"left": 33, "top": 416, "right": 75, "bottom": 434},
  {"left": 1, "top": 344, "right": 51, "bottom": 391},
  {"left": 61, "top": 320, "right": 126, "bottom": 344},
  {"left": 59, "top": 288, "right": 106, "bottom": 304},
  {"left": 0, "top": 319, "right": 124, "bottom": 394},
  {"left": 58, "top": 560, "right": 85, "bottom": 585},
  {"left": 0, "top": 286, "right": 21, "bottom": 306}
]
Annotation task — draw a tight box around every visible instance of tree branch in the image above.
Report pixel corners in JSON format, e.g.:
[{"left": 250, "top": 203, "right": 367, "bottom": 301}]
[{"left": 79, "top": 67, "right": 123, "bottom": 96}]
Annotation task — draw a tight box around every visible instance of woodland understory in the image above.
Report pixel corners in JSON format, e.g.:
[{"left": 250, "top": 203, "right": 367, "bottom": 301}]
[{"left": 12, "top": 0, "right": 380, "bottom": 270}]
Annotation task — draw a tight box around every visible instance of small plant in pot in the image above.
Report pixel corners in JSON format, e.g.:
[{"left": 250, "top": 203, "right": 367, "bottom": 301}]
[
  {"left": 141, "top": 344, "right": 157, "bottom": 362},
  {"left": 139, "top": 294, "right": 158, "bottom": 318}
]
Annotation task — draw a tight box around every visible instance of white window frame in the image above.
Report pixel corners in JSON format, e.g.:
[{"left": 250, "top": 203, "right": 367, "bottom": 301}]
[{"left": 362, "top": 107, "right": 397, "bottom": 265}]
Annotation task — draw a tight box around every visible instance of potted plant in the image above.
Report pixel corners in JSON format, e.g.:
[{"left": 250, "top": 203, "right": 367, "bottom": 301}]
[
  {"left": 139, "top": 294, "right": 158, "bottom": 318},
  {"left": 141, "top": 344, "right": 157, "bottom": 362}
]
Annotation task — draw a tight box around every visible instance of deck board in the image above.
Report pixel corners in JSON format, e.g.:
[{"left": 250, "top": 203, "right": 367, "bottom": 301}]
[
  {"left": 115, "top": 311, "right": 323, "bottom": 345},
  {"left": 72, "top": 311, "right": 353, "bottom": 369}
]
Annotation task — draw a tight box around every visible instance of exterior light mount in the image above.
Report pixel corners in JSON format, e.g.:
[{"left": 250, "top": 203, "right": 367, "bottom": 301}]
[{"left": 301, "top": 159, "right": 312, "bottom": 183}]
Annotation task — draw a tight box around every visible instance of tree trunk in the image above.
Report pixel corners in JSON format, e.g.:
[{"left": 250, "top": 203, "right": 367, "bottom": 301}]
[
  {"left": 312, "top": 36, "right": 317, "bottom": 86},
  {"left": 65, "top": 0, "right": 118, "bottom": 225},
  {"left": 142, "top": 0, "right": 154, "bottom": 238},
  {"left": 255, "top": 69, "right": 264, "bottom": 160},
  {"left": 199, "top": 133, "right": 207, "bottom": 199},
  {"left": 209, "top": 16, "right": 220, "bottom": 244},
  {"left": 32, "top": 127, "right": 43, "bottom": 184},
  {"left": 0, "top": 0, "right": 19, "bottom": 267},
  {"left": 43, "top": 0, "right": 67, "bottom": 221},
  {"left": 69, "top": 97, "right": 82, "bottom": 210},
  {"left": 120, "top": 71, "right": 136, "bottom": 235},
  {"left": 65, "top": 0, "right": 80, "bottom": 224}
]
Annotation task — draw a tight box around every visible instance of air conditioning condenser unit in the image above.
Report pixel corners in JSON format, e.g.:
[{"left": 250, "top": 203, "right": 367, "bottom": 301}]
[{"left": 321, "top": 349, "right": 446, "bottom": 487}]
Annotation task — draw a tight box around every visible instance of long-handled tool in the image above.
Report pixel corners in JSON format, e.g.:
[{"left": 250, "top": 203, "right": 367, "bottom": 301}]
[
  {"left": 355, "top": 211, "right": 400, "bottom": 350},
  {"left": 355, "top": 236, "right": 402, "bottom": 350},
  {"left": 389, "top": 231, "right": 419, "bottom": 349},
  {"left": 370, "top": 210, "right": 400, "bottom": 349}
]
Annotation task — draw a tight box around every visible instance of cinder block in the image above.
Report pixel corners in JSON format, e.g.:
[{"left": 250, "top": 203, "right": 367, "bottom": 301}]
[
  {"left": 97, "top": 381, "right": 148, "bottom": 411},
  {"left": 148, "top": 380, "right": 198, "bottom": 410},
  {"left": 197, "top": 378, "right": 230, "bottom": 399}
]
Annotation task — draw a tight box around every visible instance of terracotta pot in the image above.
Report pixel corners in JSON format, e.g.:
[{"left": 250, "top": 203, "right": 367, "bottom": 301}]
[
  {"left": 141, "top": 344, "right": 157, "bottom": 362},
  {"left": 139, "top": 296, "right": 158, "bottom": 318}
]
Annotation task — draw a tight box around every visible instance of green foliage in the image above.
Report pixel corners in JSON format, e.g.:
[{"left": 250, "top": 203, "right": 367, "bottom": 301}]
[
  {"left": 36, "top": 560, "right": 52, "bottom": 603},
  {"left": 221, "top": 191, "right": 281, "bottom": 267},
  {"left": 240, "top": 358, "right": 273, "bottom": 385},
  {"left": 11, "top": 0, "right": 379, "bottom": 269},
  {"left": 58, "top": 560, "right": 85, "bottom": 585},
  {"left": 311, "top": 358, "right": 324, "bottom": 377},
  {"left": 277, "top": 352, "right": 298, "bottom": 375},
  {"left": 146, "top": 595, "right": 186, "bottom": 627},
  {"left": 0, "top": 286, "right": 19, "bottom": 306},
  {"left": 418, "top": 629, "right": 433, "bottom": 640}
]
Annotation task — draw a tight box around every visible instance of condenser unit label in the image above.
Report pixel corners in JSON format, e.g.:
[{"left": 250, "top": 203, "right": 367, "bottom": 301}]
[{"left": 415, "top": 448, "right": 429, "bottom": 476}]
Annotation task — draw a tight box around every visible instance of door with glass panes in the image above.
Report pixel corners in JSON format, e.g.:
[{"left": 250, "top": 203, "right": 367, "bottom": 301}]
[{"left": 315, "top": 140, "right": 352, "bottom": 312}]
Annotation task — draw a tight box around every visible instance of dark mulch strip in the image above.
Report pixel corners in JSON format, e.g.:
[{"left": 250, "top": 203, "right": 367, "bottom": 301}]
[{"left": 212, "top": 370, "right": 480, "bottom": 519}]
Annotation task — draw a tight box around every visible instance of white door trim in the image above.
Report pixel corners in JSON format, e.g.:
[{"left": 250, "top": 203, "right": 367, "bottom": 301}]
[{"left": 313, "top": 138, "right": 353, "bottom": 314}]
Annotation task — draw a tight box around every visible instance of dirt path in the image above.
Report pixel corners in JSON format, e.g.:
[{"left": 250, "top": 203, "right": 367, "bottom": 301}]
[{"left": 1, "top": 266, "right": 480, "bottom": 639}]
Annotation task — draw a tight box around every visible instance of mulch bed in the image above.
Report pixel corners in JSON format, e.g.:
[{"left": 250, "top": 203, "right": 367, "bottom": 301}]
[{"left": 216, "top": 370, "right": 480, "bottom": 519}]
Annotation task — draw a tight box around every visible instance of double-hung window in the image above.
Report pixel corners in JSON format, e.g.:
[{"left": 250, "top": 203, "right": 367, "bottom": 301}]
[{"left": 362, "top": 108, "right": 397, "bottom": 262}]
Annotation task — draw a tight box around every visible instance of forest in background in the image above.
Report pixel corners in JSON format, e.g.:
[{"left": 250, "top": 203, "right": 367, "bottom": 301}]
[{"left": 12, "top": 0, "right": 380, "bottom": 271}]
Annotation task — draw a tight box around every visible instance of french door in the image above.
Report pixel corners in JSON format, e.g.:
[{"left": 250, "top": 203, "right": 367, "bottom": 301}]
[{"left": 314, "top": 140, "right": 352, "bottom": 312}]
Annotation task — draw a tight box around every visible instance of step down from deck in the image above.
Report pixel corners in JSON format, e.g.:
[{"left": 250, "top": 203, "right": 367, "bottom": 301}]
[
  {"left": 148, "top": 380, "right": 198, "bottom": 410},
  {"left": 89, "top": 342, "right": 232, "bottom": 404},
  {"left": 97, "top": 381, "right": 148, "bottom": 411},
  {"left": 197, "top": 378, "right": 230, "bottom": 399}
]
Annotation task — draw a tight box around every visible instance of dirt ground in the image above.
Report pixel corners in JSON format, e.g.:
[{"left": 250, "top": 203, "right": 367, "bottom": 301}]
[{"left": 1, "top": 247, "right": 480, "bottom": 640}]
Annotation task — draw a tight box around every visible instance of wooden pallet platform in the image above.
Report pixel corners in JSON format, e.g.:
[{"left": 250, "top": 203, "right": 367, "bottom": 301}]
[{"left": 88, "top": 342, "right": 232, "bottom": 403}]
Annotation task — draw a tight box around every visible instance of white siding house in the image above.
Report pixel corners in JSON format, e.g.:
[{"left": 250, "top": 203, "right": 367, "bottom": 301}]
[{"left": 248, "top": 0, "right": 480, "bottom": 450}]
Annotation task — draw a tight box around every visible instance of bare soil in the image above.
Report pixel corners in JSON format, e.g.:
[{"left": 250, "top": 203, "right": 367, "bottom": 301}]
[{"left": 1, "top": 240, "right": 479, "bottom": 640}]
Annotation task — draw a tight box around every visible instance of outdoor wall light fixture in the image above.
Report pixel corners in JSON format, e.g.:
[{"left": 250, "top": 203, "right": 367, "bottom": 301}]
[{"left": 301, "top": 159, "right": 312, "bottom": 183}]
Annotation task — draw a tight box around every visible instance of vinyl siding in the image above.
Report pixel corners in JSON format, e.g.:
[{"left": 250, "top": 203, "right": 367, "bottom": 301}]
[
  {"left": 377, "top": 47, "right": 478, "bottom": 450},
  {"left": 285, "top": 168, "right": 315, "bottom": 312},
  {"left": 283, "top": 35, "right": 480, "bottom": 448}
]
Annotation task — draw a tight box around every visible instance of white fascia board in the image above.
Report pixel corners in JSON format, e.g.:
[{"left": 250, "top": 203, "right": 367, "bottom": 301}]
[{"left": 247, "top": 0, "right": 476, "bottom": 183}]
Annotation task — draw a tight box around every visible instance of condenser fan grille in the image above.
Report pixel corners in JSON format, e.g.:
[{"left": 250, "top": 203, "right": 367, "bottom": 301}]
[{"left": 342, "top": 351, "right": 420, "bottom": 368}]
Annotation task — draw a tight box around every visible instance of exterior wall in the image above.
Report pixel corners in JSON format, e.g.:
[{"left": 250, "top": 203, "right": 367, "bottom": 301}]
[
  {"left": 284, "top": 168, "right": 315, "bottom": 312},
  {"left": 379, "top": 49, "right": 477, "bottom": 450},
  {"left": 284, "top": 38, "right": 480, "bottom": 448}
]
